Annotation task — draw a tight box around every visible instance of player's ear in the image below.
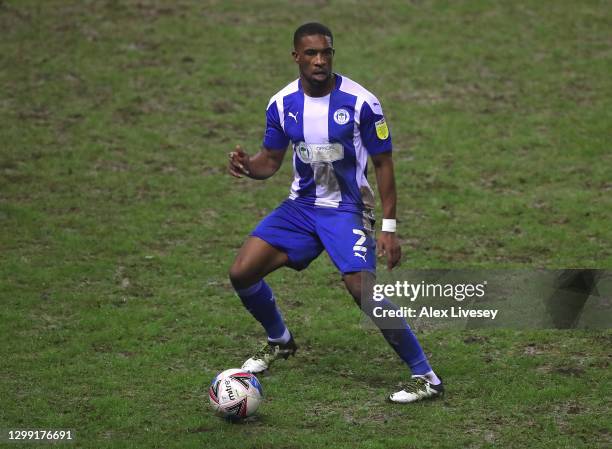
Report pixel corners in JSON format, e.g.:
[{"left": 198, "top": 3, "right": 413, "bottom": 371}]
[{"left": 291, "top": 50, "right": 298, "bottom": 62}]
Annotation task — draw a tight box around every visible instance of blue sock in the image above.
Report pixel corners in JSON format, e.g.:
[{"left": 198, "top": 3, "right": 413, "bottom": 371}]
[
  {"left": 235, "top": 280, "right": 287, "bottom": 340},
  {"left": 366, "top": 297, "right": 432, "bottom": 375}
]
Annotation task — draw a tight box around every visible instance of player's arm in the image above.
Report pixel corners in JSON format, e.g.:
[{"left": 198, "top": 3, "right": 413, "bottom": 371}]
[
  {"left": 371, "top": 151, "right": 401, "bottom": 270},
  {"left": 228, "top": 144, "right": 287, "bottom": 180}
]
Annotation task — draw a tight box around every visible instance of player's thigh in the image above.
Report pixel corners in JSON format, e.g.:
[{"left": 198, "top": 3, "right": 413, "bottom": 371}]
[
  {"left": 317, "top": 210, "right": 376, "bottom": 275},
  {"left": 229, "top": 236, "right": 289, "bottom": 288},
  {"left": 251, "top": 200, "right": 323, "bottom": 272}
]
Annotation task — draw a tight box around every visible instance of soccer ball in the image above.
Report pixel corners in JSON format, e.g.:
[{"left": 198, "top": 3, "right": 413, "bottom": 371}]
[{"left": 209, "top": 368, "right": 263, "bottom": 419}]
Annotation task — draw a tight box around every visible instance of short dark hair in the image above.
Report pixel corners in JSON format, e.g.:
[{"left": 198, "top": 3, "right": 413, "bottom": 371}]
[{"left": 293, "top": 22, "right": 333, "bottom": 48}]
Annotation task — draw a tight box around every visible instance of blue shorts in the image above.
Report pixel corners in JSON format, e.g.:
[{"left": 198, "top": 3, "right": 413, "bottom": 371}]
[{"left": 251, "top": 199, "right": 376, "bottom": 274}]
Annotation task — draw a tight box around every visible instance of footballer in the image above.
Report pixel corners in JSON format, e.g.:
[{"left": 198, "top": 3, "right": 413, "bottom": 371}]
[{"left": 227, "top": 23, "right": 443, "bottom": 403}]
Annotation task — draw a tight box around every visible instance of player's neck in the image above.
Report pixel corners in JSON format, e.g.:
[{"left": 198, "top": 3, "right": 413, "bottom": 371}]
[{"left": 301, "top": 73, "right": 335, "bottom": 97}]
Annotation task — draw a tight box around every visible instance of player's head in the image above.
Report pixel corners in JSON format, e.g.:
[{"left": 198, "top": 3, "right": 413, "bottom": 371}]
[
  {"left": 293, "top": 22, "right": 333, "bottom": 49},
  {"left": 292, "top": 22, "right": 334, "bottom": 88}
]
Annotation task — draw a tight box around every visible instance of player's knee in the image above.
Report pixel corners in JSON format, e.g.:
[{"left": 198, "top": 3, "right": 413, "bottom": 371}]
[
  {"left": 344, "top": 272, "right": 378, "bottom": 312},
  {"left": 228, "top": 264, "right": 245, "bottom": 289},
  {"left": 344, "top": 281, "right": 363, "bottom": 305},
  {"left": 229, "top": 259, "right": 256, "bottom": 290}
]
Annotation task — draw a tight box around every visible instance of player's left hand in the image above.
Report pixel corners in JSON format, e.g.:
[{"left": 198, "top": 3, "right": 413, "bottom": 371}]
[{"left": 377, "top": 232, "right": 401, "bottom": 270}]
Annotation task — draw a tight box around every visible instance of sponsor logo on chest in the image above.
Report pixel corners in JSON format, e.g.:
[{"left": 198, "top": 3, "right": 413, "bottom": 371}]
[{"left": 295, "top": 142, "right": 344, "bottom": 164}]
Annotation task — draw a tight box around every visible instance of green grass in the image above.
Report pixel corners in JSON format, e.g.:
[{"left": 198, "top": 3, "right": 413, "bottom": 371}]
[{"left": 1, "top": 0, "right": 611, "bottom": 448}]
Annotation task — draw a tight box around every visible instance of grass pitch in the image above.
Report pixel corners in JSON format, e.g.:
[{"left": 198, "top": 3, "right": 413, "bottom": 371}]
[{"left": 1, "top": 1, "right": 611, "bottom": 448}]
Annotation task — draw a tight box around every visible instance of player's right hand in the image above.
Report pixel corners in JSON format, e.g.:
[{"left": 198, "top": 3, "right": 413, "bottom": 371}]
[{"left": 228, "top": 145, "right": 251, "bottom": 178}]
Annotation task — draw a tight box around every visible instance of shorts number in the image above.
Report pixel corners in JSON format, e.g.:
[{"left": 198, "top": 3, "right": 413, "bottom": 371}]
[{"left": 352, "top": 229, "right": 367, "bottom": 253}]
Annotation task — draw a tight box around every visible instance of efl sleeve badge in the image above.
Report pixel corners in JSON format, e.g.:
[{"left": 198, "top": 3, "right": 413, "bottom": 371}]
[{"left": 375, "top": 118, "right": 389, "bottom": 140}]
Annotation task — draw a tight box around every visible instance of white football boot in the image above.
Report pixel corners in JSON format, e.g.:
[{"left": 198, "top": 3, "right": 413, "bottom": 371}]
[
  {"left": 241, "top": 334, "right": 298, "bottom": 374},
  {"left": 389, "top": 376, "right": 444, "bottom": 403}
]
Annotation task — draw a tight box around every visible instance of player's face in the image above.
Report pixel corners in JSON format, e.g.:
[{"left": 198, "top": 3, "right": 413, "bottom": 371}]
[{"left": 293, "top": 34, "right": 334, "bottom": 87}]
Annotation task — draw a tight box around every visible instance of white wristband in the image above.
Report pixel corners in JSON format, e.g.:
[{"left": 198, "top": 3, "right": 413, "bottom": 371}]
[{"left": 381, "top": 219, "right": 397, "bottom": 233}]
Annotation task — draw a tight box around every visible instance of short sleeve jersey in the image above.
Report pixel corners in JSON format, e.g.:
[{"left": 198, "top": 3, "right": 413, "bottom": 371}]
[{"left": 263, "top": 74, "right": 392, "bottom": 213}]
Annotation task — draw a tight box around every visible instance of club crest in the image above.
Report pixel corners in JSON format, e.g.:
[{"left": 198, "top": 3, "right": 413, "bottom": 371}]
[{"left": 333, "top": 108, "right": 350, "bottom": 125}]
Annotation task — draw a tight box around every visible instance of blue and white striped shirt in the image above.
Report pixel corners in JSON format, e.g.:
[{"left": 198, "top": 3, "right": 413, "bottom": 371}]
[{"left": 263, "top": 74, "right": 392, "bottom": 213}]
